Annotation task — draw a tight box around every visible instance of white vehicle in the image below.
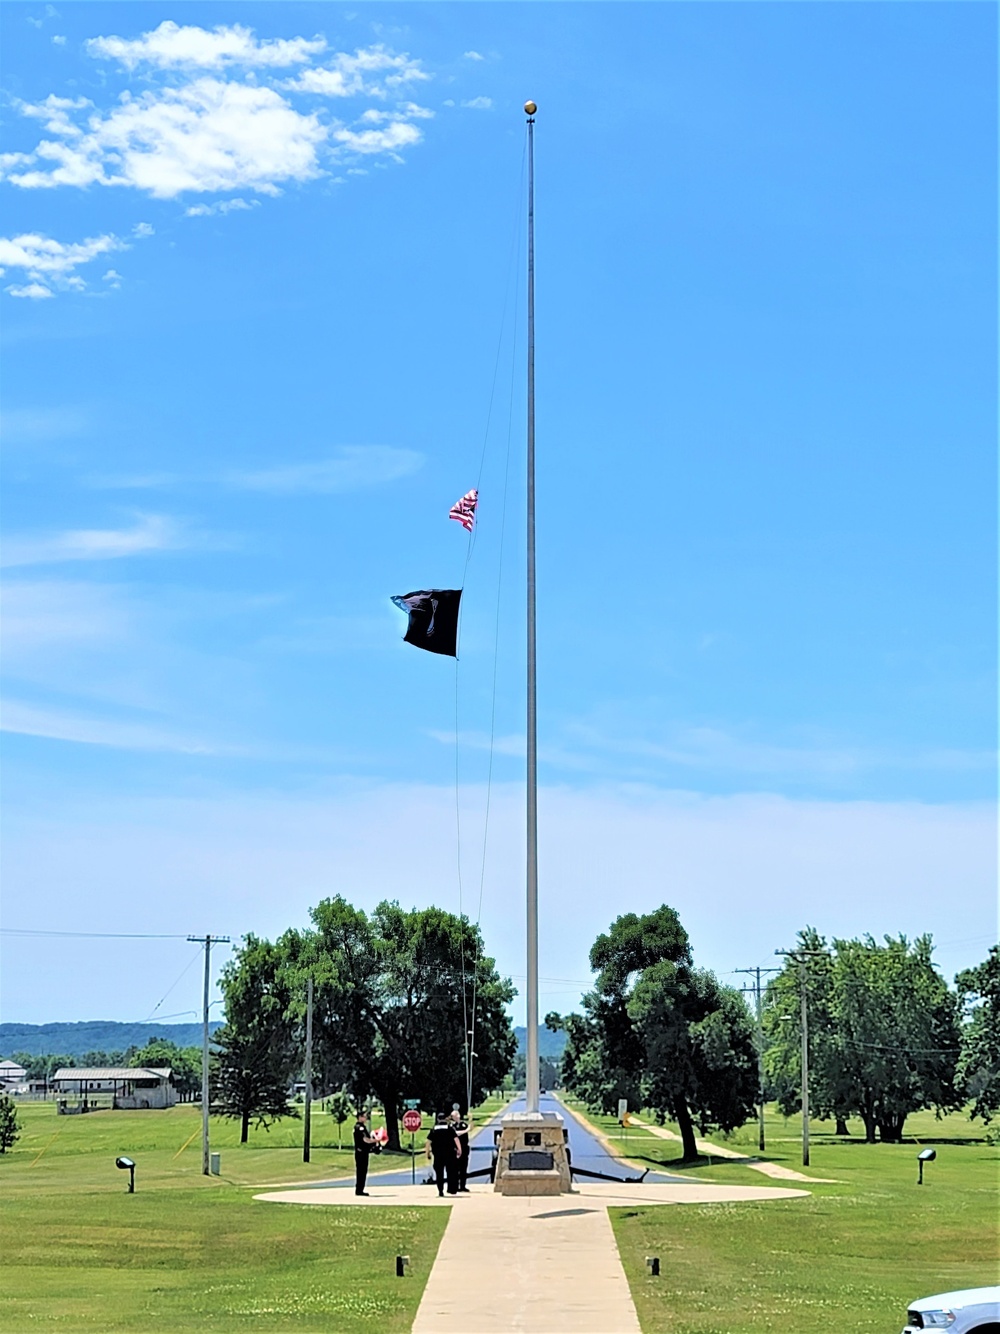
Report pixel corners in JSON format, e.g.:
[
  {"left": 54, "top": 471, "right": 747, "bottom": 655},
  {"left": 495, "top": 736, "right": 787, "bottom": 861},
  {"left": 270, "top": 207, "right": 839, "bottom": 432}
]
[{"left": 902, "top": 1286, "right": 1000, "bottom": 1332}]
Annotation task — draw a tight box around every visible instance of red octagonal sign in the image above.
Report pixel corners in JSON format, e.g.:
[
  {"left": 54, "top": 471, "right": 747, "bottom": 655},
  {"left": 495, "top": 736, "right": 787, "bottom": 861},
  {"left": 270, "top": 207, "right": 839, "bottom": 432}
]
[{"left": 402, "top": 1109, "right": 422, "bottom": 1133}]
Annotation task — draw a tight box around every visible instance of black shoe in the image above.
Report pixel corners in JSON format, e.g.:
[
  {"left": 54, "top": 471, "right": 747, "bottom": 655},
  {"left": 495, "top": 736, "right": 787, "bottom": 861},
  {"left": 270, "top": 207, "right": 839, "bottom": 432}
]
[
  {"left": 437, "top": 1191, "right": 444, "bottom": 1197},
  {"left": 458, "top": 1188, "right": 471, "bottom": 1193},
  {"left": 355, "top": 1191, "right": 370, "bottom": 1196}
]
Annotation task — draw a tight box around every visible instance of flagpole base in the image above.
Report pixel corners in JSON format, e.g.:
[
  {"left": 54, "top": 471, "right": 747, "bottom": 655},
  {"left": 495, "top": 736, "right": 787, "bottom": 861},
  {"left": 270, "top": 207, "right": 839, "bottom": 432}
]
[{"left": 493, "top": 1111, "right": 572, "bottom": 1195}]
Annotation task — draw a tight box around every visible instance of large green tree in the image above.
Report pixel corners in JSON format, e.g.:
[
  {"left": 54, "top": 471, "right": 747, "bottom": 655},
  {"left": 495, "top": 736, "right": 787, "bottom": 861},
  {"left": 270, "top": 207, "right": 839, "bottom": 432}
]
[
  {"left": 129, "top": 1039, "right": 201, "bottom": 1100},
  {"left": 216, "top": 936, "right": 301, "bottom": 1142},
  {"left": 279, "top": 897, "right": 516, "bottom": 1150},
  {"left": 560, "top": 906, "right": 758, "bottom": 1161},
  {"left": 764, "top": 931, "right": 961, "bottom": 1142},
  {"left": 956, "top": 946, "right": 1000, "bottom": 1125}
]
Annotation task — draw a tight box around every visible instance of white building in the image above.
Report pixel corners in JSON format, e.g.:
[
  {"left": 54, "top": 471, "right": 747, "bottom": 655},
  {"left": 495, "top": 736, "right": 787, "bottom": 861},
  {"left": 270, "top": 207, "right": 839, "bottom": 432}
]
[
  {"left": 0, "top": 1059, "right": 28, "bottom": 1090},
  {"left": 51, "top": 1067, "right": 177, "bottom": 1111}
]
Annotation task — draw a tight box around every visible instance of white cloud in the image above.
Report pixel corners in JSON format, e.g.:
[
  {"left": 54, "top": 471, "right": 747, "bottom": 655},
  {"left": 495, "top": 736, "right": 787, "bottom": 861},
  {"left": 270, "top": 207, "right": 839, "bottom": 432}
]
[
  {"left": 0, "top": 230, "right": 125, "bottom": 298},
  {"left": 332, "top": 120, "right": 422, "bottom": 155},
  {"left": 3, "top": 81, "right": 327, "bottom": 198},
  {"left": 1, "top": 514, "right": 184, "bottom": 568},
  {"left": 6, "top": 282, "right": 54, "bottom": 300},
  {"left": 284, "top": 45, "right": 427, "bottom": 98},
  {"left": 463, "top": 51, "right": 485, "bottom": 62},
  {"left": 52, "top": 34, "right": 66, "bottom": 46},
  {"left": 132, "top": 222, "right": 154, "bottom": 237},
  {"left": 85, "top": 21, "right": 327, "bottom": 71},
  {"left": 230, "top": 445, "right": 423, "bottom": 494},
  {"left": 462, "top": 97, "right": 492, "bottom": 110},
  {"left": 185, "top": 197, "right": 260, "bottom": 217},
  {"left": 0, "top": 699, "right": 227, "bottom": 755}
]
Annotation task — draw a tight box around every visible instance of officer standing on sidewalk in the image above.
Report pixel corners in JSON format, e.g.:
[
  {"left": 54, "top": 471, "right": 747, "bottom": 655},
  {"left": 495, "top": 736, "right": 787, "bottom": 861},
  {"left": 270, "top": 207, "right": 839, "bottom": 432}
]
[
  {"left": 451, "top": 1109, "right": 471, "bottom": 1192},
  {"left": 427, "top": 1110, "right": 460, "bottom": 1196},
  {"left": 353, "top": 1109, "right": 378, "bottom": 1196}
]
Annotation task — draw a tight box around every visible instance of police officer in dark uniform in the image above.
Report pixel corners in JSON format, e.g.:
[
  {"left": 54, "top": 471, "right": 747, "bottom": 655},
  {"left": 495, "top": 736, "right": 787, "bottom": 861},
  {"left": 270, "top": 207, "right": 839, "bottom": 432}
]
[
  {"left": 353, "top": 1109, "right": 378, "bottom": 1196},
  {"left": 426, "top": 1111, "right": 460, "bottom": 1196},
  {"left": 451, "top": 1109, "right": 471, "bottom": 1192}
]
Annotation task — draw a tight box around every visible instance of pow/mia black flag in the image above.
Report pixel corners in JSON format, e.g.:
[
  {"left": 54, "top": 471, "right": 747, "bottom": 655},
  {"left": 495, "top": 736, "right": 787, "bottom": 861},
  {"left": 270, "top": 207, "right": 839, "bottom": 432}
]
[{"left": 391, "top": 589, "right": 462, "bottom": 657}]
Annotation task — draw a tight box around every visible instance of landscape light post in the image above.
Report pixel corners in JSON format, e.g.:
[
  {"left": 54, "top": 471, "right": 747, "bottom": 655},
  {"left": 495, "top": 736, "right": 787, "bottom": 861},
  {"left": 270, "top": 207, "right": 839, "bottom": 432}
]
[
  {"left": 775, "top": 947, "right": 829, "bottom": 1167},
  {"left": 188, "top": 933, "right": 230, "bottom": 1175}
]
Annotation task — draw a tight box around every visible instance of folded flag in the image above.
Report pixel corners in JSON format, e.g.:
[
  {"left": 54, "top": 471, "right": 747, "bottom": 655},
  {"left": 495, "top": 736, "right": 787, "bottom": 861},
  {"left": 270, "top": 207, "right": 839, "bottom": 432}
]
[
  {"left": 449, "top": 489, "right": 478, "bottom": 532},
  {"left": 391, "top": 589, "right": 462, "bottom": 657}
]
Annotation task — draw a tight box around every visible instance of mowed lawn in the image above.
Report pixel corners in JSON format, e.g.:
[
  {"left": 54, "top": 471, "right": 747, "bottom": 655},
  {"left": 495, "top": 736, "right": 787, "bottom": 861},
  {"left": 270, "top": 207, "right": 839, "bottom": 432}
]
[
  {"left": 1, "top": 1101, "right": 452, "bottom": 1332},
  {"left": 561, "top": 1099, "right": 999, "bottom": 1334}
]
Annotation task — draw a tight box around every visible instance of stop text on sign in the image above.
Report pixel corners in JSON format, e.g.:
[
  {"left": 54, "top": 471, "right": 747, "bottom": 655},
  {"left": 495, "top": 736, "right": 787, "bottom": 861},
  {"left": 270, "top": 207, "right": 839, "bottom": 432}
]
[{"left": 402, "top": 1110, "right": 422, "bottom": 1133}]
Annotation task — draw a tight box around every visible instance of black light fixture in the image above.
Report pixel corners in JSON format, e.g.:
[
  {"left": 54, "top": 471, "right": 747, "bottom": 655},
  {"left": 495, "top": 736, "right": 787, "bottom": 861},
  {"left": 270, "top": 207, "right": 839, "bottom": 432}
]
[
  {"left": 115, "top": 1156, "right": 136, "bottom": 1193},
  {"left": 917, "top": 1147, "right": 936, "bottom": 1185}
]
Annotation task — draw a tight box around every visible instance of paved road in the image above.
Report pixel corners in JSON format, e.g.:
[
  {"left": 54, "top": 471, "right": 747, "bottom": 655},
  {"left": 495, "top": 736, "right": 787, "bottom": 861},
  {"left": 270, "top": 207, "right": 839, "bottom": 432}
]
[{"left": 298, "top": 1092, "right": 684, "bottom": 1190}]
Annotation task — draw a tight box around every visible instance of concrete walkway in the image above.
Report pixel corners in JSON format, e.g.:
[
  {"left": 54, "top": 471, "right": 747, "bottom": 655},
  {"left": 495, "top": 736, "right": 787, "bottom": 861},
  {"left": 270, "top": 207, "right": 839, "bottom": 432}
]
[
  {"left": 628, "top": 1115, "right": 837, "bottom": 1184},
  {"left": 411, "top": 1190, "right": 640, "bottom": 1334}
]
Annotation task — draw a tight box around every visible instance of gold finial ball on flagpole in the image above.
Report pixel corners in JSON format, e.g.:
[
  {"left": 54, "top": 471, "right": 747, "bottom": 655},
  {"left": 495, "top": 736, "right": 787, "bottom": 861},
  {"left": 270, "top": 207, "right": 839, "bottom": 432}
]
[{"left": 524, "top": 101, "right": 537, "bottom": 116}]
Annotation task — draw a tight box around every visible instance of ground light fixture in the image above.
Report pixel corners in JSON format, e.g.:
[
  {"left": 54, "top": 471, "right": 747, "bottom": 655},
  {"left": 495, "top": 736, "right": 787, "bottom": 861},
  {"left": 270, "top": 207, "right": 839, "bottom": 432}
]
[
  {"left": 917, "top": 1147, "right": 936, "bottom": 1185},
  {"left": 115, "top": 1156, "right": 136, "bottom": 1193}
]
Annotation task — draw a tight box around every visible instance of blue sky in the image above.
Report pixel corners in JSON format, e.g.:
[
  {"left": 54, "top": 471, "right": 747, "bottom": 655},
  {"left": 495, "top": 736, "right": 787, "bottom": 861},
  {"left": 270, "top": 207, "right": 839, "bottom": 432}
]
[{"left": 2, "top": 3, "right": 995, "bottom": 1029}]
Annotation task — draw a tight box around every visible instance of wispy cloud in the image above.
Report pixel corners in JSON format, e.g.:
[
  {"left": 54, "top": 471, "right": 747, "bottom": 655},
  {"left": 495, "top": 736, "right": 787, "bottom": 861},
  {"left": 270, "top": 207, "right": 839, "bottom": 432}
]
[
  {"left": 0, "top": 406, "right": 87, "bottom": 445},
  {"left": 462, "top": 51, "right": 485, "bottom": 62},
  {"left": 1, "top": 514, "right": 186, "bottom": 568},
  {"left": 85, "top": 21, "right": 327, "bottom": 71},
  {"left": 0, "top": 699, "right": 231, "bottom": 754},
  {"left": 185, "top": 197, "right": 260, "bottom": 218},
  {"left": 1, "top": 27, "right": 431, "bottom": 201},
  {"left": 462, "top": 97, "right": 492, "bottom": 110},
  {"left": 0, "top": 230, "right": 127, "bottom": 299},
  {"left": 230, "top": 446, "right": 423, "bottom": 494}
]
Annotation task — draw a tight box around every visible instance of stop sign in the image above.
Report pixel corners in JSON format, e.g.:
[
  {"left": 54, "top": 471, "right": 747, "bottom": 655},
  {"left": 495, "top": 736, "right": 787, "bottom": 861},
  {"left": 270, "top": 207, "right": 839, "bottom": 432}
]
[{"left": 402, "top": 1109, "right": 422, "bottom": 1133}]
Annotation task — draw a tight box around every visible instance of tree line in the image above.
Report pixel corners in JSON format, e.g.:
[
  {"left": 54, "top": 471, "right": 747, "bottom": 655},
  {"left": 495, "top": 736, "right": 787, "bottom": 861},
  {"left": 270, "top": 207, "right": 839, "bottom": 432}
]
[
  {"left": 551, "top": 906, "right": 998, "bottom": 1157},
  {"left": 212, "top": 896, "right": 517, "bottom": 1149}
]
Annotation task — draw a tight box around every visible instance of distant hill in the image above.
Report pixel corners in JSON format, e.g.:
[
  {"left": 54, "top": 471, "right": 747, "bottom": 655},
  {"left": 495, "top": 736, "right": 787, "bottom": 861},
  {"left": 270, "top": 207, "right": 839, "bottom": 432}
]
[
  {"left": 514, "top": 1025, "right": 567, "bottom": 1061},
  {"left": 0, "top": 1020, "right": 223, "bottom": 1058}
]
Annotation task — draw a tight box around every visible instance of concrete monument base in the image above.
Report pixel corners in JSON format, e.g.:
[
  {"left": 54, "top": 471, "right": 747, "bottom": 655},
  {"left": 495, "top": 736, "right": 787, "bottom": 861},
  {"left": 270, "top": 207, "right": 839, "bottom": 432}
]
[{"left": 493, "top": 1110, "right": 572, "bottom": 1195}]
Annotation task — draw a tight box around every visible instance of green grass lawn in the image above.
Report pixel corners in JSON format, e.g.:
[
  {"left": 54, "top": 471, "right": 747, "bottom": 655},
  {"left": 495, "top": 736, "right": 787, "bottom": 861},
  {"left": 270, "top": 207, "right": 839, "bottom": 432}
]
[
  {"left": 1, "top": 1101, "right": 451, "bottom": 1331},
  {"left": 560, "top": 1097, "right": 999, "bottom": 1333}
]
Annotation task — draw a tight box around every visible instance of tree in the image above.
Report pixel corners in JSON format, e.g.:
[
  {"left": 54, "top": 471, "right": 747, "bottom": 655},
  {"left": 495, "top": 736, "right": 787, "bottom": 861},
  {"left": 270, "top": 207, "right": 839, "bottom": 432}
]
[
  {"left": 216, "top": 936, "right": 301, "bottom": 1142},
  {"left": 327, "top": 1089, "right": 352, "bottom": 1149},
  {"left": 764, "top": 931, "right": 961, "bottom": 1142},
  {"left": 0, "top": 1095, "right": 19, "bottom": 1153},
  {"left": 956, "top": 946, "right": 1000, "bottom": 1124},
  {"left": 129, "top": 1040, "right": 201, "bottom": 1100},
  {"left": 560, "top": 906, "right": 757, "bottom": 1161},
  {"left": 279, "top": 897, "right": 516, "bottom": 1151}
]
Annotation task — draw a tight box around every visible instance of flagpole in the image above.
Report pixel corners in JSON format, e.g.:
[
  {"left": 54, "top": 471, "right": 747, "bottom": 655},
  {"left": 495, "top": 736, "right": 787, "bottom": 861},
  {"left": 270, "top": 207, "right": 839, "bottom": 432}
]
[{"left": 524, "top": 99, "right": 539, "bottom": 1117}]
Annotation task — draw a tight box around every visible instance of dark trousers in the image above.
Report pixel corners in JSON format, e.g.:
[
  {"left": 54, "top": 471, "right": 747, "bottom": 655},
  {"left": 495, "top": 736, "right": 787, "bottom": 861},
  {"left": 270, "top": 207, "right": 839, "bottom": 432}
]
[
  {"left": 433, "top": 1155, "right": 459, "bottom": 1195},
  {"left": 458, "top": 1149, "right": 470, "bottom": 1190},
  {"left": 355, "top": 1152, "right": 369, "bottom": 1194}
]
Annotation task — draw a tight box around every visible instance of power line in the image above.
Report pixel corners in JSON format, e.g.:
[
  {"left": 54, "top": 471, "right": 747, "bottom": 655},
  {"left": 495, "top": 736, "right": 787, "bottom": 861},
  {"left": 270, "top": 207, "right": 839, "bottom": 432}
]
[{"left": 1, "top": 928, "right": 196, "bottom": 939}]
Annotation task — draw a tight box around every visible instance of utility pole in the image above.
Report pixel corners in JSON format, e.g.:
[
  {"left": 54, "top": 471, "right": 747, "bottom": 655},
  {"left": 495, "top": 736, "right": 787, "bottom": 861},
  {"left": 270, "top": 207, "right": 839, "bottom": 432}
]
[
  {"left": 303, "top": 975, "right": 313, "bottom": 1164},
  {"left": 736, "top": 966, "right": 779, "bottom": 1152},
  {"left": 775, "top": 948, "right": 828, "bottom": 1167},
  {"left": 188, "top": 934, "right": 230, "bottom": 1175}
]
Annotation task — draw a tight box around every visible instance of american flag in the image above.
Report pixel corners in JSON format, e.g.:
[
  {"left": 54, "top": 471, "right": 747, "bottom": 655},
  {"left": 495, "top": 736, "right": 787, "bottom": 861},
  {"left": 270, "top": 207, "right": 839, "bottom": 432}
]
[{"left": 449, "top": 488, "right": 478, "bottom": 532}]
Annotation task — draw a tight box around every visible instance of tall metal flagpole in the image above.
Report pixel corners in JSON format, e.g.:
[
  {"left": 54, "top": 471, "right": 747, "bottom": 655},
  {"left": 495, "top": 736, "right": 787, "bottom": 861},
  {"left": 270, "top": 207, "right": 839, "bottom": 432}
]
[{"left": 524, "top": 100, "right": 539, "bottom": 1116}]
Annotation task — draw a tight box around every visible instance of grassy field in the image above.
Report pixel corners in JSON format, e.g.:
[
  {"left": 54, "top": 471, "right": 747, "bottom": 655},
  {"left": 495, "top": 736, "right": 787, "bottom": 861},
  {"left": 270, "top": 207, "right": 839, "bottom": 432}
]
[
  {"left": 561, "top": 1096, "right": 999, "bottom": 1334},
  {"left": 0, "top": 1100, "right": 461, "bottom": 1331}
]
